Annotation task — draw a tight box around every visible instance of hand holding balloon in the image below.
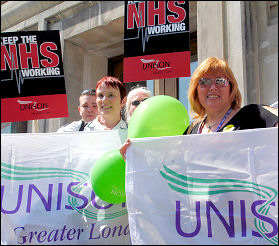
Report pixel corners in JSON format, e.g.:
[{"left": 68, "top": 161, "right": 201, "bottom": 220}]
[{"left": 119, "top": 139, "right": 131, "bottom": 160}]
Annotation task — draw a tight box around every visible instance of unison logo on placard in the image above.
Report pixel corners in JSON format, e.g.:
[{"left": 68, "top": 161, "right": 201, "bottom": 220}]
[
  {"left": 141, "top": 58, "right": 171, "bottom": 71},
  {"left": 17, "top": 99, "right": 49, "bottom": 112},
  {"left": 160, "top": 165, "right": 278, "bottom": 245}
]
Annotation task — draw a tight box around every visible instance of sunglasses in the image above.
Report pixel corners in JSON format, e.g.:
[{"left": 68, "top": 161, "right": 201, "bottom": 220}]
[
  {"left": 81, "top": 89, "right": 96, "bottom": 95},
  {"left": 131, "top": 98, "right": 148, "bottom": 106},
  {"left": 198, "top": 77, "right": 230, "bottom": 88}
]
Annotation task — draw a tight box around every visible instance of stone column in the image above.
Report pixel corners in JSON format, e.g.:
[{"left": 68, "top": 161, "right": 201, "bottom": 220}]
[{"left": 197, "top": 1, "right": 247, "bottom": 105}]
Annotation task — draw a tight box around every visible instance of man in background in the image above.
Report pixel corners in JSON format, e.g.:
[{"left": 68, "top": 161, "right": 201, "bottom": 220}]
[{"left": 57, "top": 89, "right": 98, "bottom": 132}]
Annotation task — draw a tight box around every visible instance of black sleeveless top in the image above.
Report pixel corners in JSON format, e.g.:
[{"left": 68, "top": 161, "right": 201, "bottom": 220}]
[{"left": 184, "top": 104, "right": 278, "bottom": 135}]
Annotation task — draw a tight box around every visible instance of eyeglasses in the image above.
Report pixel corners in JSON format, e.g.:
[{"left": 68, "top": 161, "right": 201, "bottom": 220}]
[
  {"left": 131, "top": 98, "right": 148, "bottom": 106},
  {"left": 198, "top": 77, "right": 230, "bottom": 88},
  {"left": 81, "top": 89, "right": 96, "bottom": 95}
]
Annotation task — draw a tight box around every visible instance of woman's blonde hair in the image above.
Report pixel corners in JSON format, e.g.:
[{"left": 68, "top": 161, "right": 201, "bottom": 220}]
[{"left": 188, "top": 57, "right": 242, "bottom": 120}]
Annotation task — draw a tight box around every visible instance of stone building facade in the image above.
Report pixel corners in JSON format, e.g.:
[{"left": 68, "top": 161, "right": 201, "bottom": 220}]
[{"left": 1, "top": 1, "right": 278, "bottom": 133}]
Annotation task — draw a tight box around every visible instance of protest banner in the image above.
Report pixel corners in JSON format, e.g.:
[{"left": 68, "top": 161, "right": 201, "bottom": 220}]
[
  {"left": 1, "top": 130, "right": 130, "bottom": 245},
  {"left": 123, "top": 1, "right": 190, "bottom": 82},
  {"left": 126, "top": 127, "right": 278, "bottom": 245},
  {"left": 1, "top": 30, "right": 68, "bottom": 123}
]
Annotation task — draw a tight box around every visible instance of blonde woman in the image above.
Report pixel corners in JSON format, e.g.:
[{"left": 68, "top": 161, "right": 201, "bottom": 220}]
[{"left": 185, "top": 57, "right": 277, "bottom": 134}]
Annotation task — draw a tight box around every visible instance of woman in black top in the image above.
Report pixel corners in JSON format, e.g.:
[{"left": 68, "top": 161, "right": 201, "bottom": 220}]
[
  {"left": 184, "top": 57, "right": 277, "bottom": 135},
  {"left": 119, "top": 57, "right": 277, "bottom": 158}
]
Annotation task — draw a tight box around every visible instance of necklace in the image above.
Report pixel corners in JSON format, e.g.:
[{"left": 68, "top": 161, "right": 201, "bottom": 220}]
[
  {"left": 206, "top": 121, "right": 217, "bottom": 130},
  {"left": 198, "top": 108, "right": 232, "bottom": 134}
]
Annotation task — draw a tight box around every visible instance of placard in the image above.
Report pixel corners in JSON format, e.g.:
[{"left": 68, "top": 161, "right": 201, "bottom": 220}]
[
  {"left": 1, "top": 30, "right": 68, "bottom": 122},
  {"left": 123, "top": 1, "right": 190, "bottom": 82}
]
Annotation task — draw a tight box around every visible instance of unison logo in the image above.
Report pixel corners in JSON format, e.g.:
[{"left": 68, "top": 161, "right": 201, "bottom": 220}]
[
  {"left": 17, "top": 99, "right": 49, "bottom": 112},
  {"left": 1, "top": 162, "right": 127, "bottom": 221},
  {"left": 140, "top": 58, "right": 171, "bottom": 71},
  {"left": 160, "top": 165, "right": 278, "bottom": 245}
]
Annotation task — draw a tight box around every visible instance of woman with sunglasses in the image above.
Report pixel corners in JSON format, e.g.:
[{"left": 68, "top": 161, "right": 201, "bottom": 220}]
[
  {"left": 184, "top": 57, "right": 277, "bottom": 134},
  {"left": 125, "top": 86, "right": 152, "bottom": 123},
  {"left": 84, "top": 76, "right": 127, "bottom": 131},
  {"left": 119, "top": 87, "right": 152, "bottom": 158},
  {"left": 119, "top": 57, "right": 277, "bottom": 158}
]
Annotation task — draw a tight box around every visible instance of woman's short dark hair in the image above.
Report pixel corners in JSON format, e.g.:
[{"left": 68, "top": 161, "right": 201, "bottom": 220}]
[{"left": 96, "top": 76, "right": 127, "bottom": 101}]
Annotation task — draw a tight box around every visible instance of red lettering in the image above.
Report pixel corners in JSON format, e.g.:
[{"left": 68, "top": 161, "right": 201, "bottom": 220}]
[
  {"left": 167, "top": 1, "right": 186, "bottom": 23},
  {"left": 18, "top": 43, "right": 40, "bottom": 69},
  {"left": 147, "top": 1, "right": 166, "bottom": 26},
  {"left": 1, "top": 44, "right": 18, "bottom": 70},
  {"left": 40, "top": 42, "right": 59, "bottom": 68},
  {"left": 127, "top": 2, "right": 145, "bottom": 29}
]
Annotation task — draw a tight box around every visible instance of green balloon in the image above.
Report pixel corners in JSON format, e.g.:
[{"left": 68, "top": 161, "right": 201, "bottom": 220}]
[
  {"left": 90, "top": 96, "right": 189, "bottom": 204},
  {"left": 128, "top": 95, "right": 190, "bottom": 138},
  {"left": 90, "top": 149, "right": 126, "bottom": 204}
]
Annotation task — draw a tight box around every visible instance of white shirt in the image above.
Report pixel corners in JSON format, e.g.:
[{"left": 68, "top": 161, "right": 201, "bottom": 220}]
[
  {"left": 57, "top": 120, "right": 84, "bottom": 132},
  {"left": 84, "top": 116, "right": 127, "bottom": 131}
]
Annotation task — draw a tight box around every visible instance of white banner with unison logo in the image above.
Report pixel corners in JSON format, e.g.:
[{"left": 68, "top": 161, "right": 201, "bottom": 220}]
[
  {"left": 126, "top": 127, "right": 278, "bottom": 245},
  {"left": 1, "top": 130, "right": 130, "bottom": 245}
]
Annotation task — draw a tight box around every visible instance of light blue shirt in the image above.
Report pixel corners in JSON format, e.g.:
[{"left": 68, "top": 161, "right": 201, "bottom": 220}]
[
  {"left": 57, "top": 120, "right": 83, "bottom": 132},
  {"left": 84, "top": 116, "right": 127, "bottom": 131}
]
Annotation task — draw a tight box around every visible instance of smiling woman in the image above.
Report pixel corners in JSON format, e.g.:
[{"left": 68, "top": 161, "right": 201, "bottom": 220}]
[
  {"left": 184, "top": 57, "right": 278, "bottom": 134},
  {"left": 84, "top": 76, "right": 127, "bottom": 131}
]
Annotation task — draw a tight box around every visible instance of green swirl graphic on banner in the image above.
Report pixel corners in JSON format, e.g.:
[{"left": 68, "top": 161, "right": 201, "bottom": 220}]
[
  {"left": 68, "top": 179, "right": 127, "bottom": 220},
  {"left": 160, "top": 164, "right": 278, "bottom": 245},
  {"left": 1, "top": 162, "right": 127, "bottom": 220}
]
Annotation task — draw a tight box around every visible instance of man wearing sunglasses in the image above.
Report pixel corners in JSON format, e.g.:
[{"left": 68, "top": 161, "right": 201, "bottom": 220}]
[{"left": 57, "top": 89, "right": 98, "bottom": 132}]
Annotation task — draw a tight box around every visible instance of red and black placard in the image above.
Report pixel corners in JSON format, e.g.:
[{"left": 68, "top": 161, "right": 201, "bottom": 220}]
[
  {"left": 123, "top": 1, "right": 191, "bottom": 82},
  {"left": 1, "top": 30, "right": 68, "bottom": 123}
]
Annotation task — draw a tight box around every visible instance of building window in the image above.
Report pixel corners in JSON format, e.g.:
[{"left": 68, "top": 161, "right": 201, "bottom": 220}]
[
  {"left": 178, "top": 60, "right": 198, "bottom": 123},
  {"left": 177, "top": 31, "right": 197, "bottom": 123},
  {"left": 108, "top": 55, "right": 147, "bottom": 94},
  {"left": 108, "top": 55, "right": 123, "bottom": 82}
]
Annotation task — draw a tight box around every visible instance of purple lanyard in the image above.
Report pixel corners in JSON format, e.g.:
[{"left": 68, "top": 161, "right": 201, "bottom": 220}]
[
  {"left": 214, "top": 108, "right": 232, "bottom": 132},
  {"left": 199, "top": 108, "right": 232, "bottom": 134}
]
